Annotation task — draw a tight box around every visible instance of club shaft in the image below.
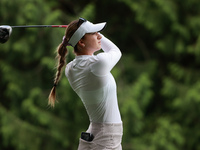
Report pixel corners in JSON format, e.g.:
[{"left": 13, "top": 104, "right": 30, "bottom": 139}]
[{"left": 11, "top": 25, "right": 68, "bottom": 28}]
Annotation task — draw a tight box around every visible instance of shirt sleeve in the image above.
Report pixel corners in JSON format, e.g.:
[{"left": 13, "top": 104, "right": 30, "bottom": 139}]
[{"left": 90, "top": 34, "right": 122, "bottom": 76}]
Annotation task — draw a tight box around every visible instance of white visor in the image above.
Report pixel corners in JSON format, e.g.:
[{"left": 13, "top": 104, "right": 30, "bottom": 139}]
[{"left": 68, "top": 20, "right": 106, "bottom": 47}]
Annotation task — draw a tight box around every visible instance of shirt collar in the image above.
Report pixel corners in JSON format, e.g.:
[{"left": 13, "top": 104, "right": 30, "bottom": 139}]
[{"left": 75, "top": 55, "right": 93, "bottom": 59}]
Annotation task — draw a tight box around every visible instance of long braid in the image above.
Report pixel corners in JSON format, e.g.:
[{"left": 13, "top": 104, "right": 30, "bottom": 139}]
[
  {"left": 48, "top": 19, "right": 83, "bottom": 107},
  {"left": 48, "top": 43, "right": 68, "bottom": 107}
]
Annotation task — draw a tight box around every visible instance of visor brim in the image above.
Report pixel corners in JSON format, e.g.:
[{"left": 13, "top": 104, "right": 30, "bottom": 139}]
[{"left": 68, "top": 21, "right": 106, "bottom": 47}]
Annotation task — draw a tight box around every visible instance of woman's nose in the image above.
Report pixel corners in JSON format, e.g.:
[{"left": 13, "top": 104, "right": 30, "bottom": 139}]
[{"left": 97, "top": 32, "right": 102, "bottom": 39}]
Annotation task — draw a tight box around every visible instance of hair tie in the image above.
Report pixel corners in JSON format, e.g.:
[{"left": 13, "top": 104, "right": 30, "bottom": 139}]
[
  {"left": 53, "top": 83, "right": 57, "bottom": 87},
  {"left": 62, "top": 36, "right": 71, "bottom": 47}
]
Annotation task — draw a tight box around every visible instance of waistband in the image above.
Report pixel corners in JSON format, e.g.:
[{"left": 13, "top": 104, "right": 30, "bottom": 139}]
[
  {"left": 87, "top": 122, "right": 123, "bottom": 135},
  {"left": 90, "top": 122, "right": 123, "bottom": 127}
]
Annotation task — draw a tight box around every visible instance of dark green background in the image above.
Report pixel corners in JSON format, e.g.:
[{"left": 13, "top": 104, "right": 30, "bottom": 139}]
[{"left": 1, "top": 0, "right": 200, "bottom": 149}]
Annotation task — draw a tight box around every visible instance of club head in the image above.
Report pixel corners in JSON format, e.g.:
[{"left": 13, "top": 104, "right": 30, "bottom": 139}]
[{"left": 0, "top": 25, "right": 12, "bottom": 43}]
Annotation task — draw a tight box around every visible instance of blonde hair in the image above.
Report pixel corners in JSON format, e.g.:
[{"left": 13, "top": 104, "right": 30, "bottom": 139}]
[{"left": 48, "top": 19, "right": 84, "bottom": 107}]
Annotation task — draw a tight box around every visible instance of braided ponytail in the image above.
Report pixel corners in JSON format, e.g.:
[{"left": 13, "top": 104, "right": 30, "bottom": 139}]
[
  {"left": 48, "top": 19, "right": 84, "bottom": 107},
  {"left": 48, "top": 42, "right": 68, "bottom": 107}
]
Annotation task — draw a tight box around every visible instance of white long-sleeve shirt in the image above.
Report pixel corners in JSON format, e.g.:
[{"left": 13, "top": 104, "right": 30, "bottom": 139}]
[{"left": 65, "top": 35, "right": 122, "bottom": 123}]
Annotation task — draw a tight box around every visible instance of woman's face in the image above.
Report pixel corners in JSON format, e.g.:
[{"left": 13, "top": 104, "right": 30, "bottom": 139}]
[{"left": 82, "top": 32, "right": 102, "bottom": 54}]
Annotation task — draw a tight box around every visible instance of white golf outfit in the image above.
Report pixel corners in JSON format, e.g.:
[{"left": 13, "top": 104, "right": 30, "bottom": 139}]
[{"left": 65, "top": 35, "right": 123, "bottom": 150}]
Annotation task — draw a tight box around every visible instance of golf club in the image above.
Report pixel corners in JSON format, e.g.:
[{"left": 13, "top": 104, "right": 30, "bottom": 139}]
[{"left": 0, "top": 25, "right": 68, "bottom": 44}]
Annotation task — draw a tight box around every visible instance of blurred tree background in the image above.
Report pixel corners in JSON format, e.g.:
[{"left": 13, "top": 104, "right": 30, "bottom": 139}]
[{"left": 0, "top": 0, "right": 200, "bottom": 149}]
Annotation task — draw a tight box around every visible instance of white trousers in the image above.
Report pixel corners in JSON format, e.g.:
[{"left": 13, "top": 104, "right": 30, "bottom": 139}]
[{"left": 78, "top": 122, "right": 123, "bottom": 150}]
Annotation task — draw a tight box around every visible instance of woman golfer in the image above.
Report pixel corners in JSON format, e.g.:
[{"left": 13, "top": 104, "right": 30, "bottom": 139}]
[{"left": 48, "top": 18, "right": 123, "bottom": 150}]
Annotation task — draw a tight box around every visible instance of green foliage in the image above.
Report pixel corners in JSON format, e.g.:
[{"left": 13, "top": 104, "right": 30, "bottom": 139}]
[
  {"left": 1, "top": 0, "right": 200, "bottom": 150},
  {"left": 130, "top": 118, "right": 184, "bottom": 150}
]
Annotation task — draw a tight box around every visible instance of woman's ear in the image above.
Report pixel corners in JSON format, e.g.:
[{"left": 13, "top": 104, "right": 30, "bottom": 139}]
[{"left": 77, "top": 39, "right": 85, "bottom": 48}]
